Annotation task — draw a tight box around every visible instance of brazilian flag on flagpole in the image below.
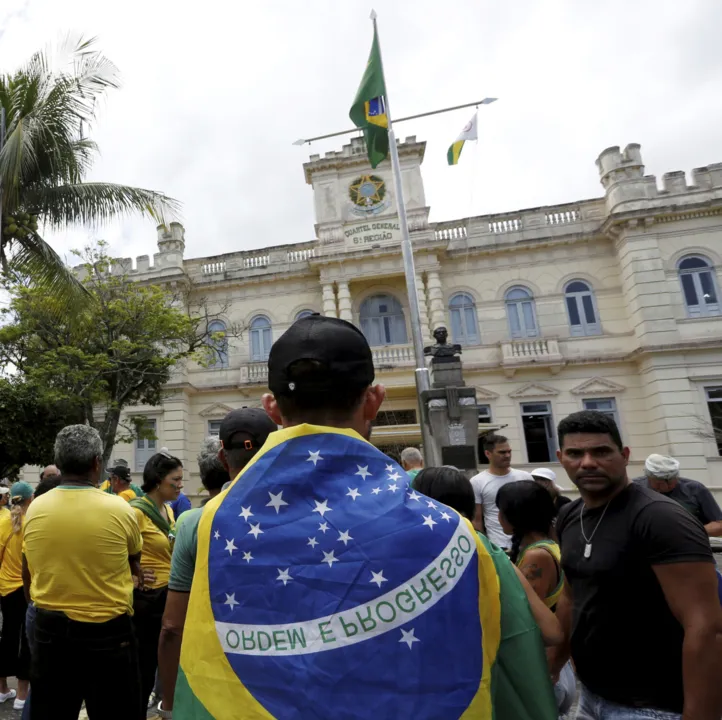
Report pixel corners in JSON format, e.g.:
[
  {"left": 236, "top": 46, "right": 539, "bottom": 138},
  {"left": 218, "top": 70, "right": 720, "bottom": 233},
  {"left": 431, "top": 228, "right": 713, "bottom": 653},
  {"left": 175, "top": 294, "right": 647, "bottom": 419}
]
[{"left": 349, "top": 27, "right": 389, "bottom": 169}]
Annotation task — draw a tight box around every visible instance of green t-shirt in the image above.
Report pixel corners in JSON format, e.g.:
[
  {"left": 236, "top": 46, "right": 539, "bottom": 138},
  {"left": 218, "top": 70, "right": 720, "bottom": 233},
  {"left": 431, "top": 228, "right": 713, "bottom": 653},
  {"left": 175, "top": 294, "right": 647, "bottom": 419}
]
[
  {"left": 168, "top": 508, "right": 202, "bottom": 592},
  {"left": 407, "top": 468, "right": 421, "bottom": 487}
]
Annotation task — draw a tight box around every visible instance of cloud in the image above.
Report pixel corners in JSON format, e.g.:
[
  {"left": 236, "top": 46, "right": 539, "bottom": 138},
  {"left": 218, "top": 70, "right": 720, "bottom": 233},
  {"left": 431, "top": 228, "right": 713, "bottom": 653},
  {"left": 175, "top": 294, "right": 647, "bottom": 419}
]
[{"left": 2, "top": 0, "right": 722, "bottom": 265}]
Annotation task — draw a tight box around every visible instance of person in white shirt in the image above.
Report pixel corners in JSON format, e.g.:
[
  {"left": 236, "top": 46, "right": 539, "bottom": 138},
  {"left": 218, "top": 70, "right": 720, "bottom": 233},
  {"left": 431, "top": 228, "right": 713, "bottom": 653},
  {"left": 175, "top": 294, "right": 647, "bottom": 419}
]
[{"left": 470, "top": 434, "right": 533, "bottom": 548}]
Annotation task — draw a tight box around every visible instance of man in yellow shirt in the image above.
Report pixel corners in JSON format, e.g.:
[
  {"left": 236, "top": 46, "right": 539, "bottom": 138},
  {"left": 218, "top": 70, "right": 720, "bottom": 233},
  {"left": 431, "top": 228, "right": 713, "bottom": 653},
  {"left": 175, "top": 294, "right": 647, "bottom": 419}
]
[
  {"left": 99, "top": 462, "right": 144, "bottom": 501},
  {"left": 23, "top": 425, "right": 144, "bottom": 720}
]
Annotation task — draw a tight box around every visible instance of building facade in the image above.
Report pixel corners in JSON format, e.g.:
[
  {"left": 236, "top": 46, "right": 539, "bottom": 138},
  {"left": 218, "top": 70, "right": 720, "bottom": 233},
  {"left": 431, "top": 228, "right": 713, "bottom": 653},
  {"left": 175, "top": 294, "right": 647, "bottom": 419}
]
[{"left": 74, "top": 137, "right": 722, "bottom": 498}]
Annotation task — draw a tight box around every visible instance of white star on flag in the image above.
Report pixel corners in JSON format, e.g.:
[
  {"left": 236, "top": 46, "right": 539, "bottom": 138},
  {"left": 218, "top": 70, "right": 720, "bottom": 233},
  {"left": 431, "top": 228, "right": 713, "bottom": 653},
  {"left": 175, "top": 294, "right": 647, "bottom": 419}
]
[
  {"left": 355, "top": 465, "right": 372, "bottom": 481},
  {"left": 225, "top": 538, "right": 237, "bottom": 555},
  {"left": 318, "top": 522, "right": 330, "bottom": 533},
  {"left": 213, "top": 530, "right": 220, "bottom": 540},
  {"left": 239, "top": 506, "right": 253, "bottom": 521},
  {"left": 276, "top": 568, "right": 293, "bottom": 586},
  {"left": 224, "top": 593, "right": 239, "bottom": 610},
  {"left": 399, "top": 627, "right": 420, "bottom": 649},
  {"left": 387, "top": 483, "right": 398, "bottom": 493},
  {"left": 307, "top": 536, "right": 319, "bottom": 548},
  {"left": 242, "top": 551, "right": 253, "bottom": 563},
  {"left": 426, "top": 500, "right": 438, "bottom": 509},
  {"left": 422, "top": 514, "right": 437, "bottom": 530},
  {"left": 439, "top": 511, "right": 452, "bottom": 522},
  {"left": 247, "top": 523, "right": 264, "bottom": 539},
  {"left": 385, "top": 464, "right": 394, "bottom": 472},
  {"left": 337, "top": 530, "right": 353, "bottom": 546},
  {"left": 371, "top": 487, "right": 382, "bottom": 495},
  {"left": 387, "top": 471, "right": 401, "bottom": 482},
  {"left": 266, "top": 491, "right": 289, "bottom": 514},
  {"left": 322, "top": 550, "right": 339, "bottom": 567},
  {"left": 370, "top": 570, "right": 388, "bottom": 587},
  {"left": 407, "top": 490, "right": 421, "bottom": 502},
  {"left": 307, "top": 450, "right": 323, "bottom": 466},
  {"left": 312, "top": 499, "right": 332, "bottom": 517},
  {"left": 346, "top": 487, "right": 361, "bottom": 501}
]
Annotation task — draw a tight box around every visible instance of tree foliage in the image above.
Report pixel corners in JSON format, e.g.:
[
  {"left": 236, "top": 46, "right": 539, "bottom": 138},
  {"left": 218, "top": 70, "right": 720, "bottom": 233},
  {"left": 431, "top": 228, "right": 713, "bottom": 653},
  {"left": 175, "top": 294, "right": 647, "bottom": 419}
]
[
  {"left": 0, "top": 242, "right": 244, "bottom": 465},
  {"left": 0, "top": 34, "right": 180, "bottom": 307}
]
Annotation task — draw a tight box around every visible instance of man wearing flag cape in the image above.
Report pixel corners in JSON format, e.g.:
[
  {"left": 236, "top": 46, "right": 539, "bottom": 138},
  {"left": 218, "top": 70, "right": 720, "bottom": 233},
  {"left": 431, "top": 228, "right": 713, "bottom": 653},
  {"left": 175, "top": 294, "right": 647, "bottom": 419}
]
[{"left": 175, "top": 313, "right": 502, "bottom": 719}]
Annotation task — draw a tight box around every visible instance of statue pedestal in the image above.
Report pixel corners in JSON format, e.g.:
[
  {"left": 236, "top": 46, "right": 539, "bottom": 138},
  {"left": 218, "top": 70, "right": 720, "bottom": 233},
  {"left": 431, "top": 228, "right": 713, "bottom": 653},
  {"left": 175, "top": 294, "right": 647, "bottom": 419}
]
[{"left": 430, "top": 361, "right": 464, "bottom": 389}]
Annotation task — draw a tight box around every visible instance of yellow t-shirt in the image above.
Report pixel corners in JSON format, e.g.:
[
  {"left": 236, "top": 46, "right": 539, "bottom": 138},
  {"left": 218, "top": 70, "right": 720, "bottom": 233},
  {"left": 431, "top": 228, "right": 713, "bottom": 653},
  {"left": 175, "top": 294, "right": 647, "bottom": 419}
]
[
  {"left": 99, "top": 480, "right": 136, "bottom": 502},
  {"left": 132, "top": 504, "right": 175, "bottom": 589},
  {"left": 0, "top": 511, "right": 24, "bottom": 597},
  {"left": 24, "top": 486, "right": 143, "bottom": 623}
]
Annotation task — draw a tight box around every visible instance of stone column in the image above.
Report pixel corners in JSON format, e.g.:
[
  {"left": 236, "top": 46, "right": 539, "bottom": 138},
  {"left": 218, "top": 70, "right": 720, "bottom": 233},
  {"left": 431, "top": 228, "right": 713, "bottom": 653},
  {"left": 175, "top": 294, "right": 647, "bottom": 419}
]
[
  {"left": 337, "top": 281, "right": 353, "bottom": 322},
  {"left": 415, "top": 273, "right": 432, "bottom": 344},
  {"left": 322, "top": 282, "right": 338, "bottom": 318},
  {"left": 426, "top": 270, "right": 446, "bottom": 330}
]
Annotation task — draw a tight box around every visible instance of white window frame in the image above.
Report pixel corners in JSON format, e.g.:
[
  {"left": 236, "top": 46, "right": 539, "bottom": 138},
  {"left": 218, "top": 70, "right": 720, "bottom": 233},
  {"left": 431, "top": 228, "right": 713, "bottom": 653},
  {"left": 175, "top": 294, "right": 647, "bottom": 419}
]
[
  {"left": 206, "top": 320, "right": 229, "bottom": 369},
  {"left": 705, "top": 386, "right": 722, "bottom": 455},
  {"left": 449, "top": 293, "right": 480, "bottom": 345},
  {"left": 582, "top": 397, "right": 619, "bottom": 427},
  {"left": 359, "top": 294, "right": 408, "bottom": 347},
  {"left": 505, "top": 286, "right": 539, "bottom": 339},
  {"left": 295, "top": 310, "right": 315, "bottom": 321},
  {"left": 564, "top": 280, "right": 601, "bottom": 336},
  {"left": 519, "top": 401, "right": 556, "bottom": 462},
  {"left": 208, "top": 420, "right": 222, "bottom": 437},
  {"left": 477, "top": 404, "right": 493, "bottom": 423},
  {"left": 135, "top": 418, "right": 157, "bottom": 471},
  {"left": 250, "top": 315, "right": 273, "bottom": 362},
  {"left": 678, "top": 256, "right": 721, "bottom": 318}
]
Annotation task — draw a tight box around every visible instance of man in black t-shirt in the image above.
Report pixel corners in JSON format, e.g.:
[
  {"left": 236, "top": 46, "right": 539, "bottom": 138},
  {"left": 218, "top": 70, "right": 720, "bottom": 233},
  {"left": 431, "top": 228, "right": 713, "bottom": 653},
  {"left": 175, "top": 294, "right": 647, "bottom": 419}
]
[
  {"left": 549, "top": 410, "right": 722, "bottom": 719},
  {"left": 633, "top": 454, "right": 722, "bottom": 537}
]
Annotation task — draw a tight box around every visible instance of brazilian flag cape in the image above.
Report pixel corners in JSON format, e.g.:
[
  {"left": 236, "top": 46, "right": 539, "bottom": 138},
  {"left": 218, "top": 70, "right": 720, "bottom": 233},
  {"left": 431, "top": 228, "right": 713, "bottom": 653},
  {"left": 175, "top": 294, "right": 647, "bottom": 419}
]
[{"left": 175, "top": 425, "right": 502, "bottom": 719}]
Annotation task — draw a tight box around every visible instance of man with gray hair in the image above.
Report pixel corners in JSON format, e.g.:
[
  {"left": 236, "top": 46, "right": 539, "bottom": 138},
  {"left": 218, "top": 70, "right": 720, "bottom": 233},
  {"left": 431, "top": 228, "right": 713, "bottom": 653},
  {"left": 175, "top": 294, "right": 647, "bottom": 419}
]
[
  {"left": 400, "top": 446, "right": 423, "bottom": 483},
  {"left": 635, "top": 453, "right": 722, "bottom": 537},
  {"left": 22, "top": 425, "right": 144, "bottom": 719}
]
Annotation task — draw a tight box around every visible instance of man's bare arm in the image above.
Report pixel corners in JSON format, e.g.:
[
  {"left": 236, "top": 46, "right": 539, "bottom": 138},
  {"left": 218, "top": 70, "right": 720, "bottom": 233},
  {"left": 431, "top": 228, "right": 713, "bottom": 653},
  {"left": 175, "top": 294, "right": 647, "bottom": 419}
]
[
  {"left": 703, "top": 520, "right": 722, "bottom": 537},
  {"left": 654, "top": 561, "right": 722, "bottom": 720},
  {"left": 158, "top": 590, "right": 191, "bottom": 712},
  {"left": 473, "top": 504, "right": 484, "bottom": 533}
]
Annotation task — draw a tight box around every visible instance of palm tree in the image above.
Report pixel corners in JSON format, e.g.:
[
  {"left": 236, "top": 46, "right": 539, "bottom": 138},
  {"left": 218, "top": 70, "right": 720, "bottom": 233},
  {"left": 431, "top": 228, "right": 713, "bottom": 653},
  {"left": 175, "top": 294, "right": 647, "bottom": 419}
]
[{"left": 0, "top": 34, "right": 180, "bottom": 304}]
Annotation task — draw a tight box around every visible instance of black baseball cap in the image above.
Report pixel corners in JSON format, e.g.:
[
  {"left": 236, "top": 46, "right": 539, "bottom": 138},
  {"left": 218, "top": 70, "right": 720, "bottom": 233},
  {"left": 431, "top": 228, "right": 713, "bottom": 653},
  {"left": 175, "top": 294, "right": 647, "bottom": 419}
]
[
  {"left": 268, "top": 314, "right": 374, "bottom": 397},
  {"left": 219, "top": 408, "right": 277, "bottom": 451},
  {"left": 107, "top": 465, "right": 130, "bottom": 482}
]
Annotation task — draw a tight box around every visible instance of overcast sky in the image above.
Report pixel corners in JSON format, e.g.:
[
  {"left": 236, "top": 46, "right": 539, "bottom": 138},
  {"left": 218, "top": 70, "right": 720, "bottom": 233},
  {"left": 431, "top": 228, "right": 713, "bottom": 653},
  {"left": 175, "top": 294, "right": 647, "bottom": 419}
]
[{"left": 2, "top": 0, "right": 722, "bottom": 265}]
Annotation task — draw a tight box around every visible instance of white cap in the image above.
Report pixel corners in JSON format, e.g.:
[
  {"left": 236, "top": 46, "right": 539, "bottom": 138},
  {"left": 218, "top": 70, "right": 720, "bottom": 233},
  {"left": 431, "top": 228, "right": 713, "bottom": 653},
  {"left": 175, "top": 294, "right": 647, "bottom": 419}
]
[
  {"left": 644, "top": 454, "right": 680, "bottom": 480},
  {"left": 530, "top": 468, "right": 556, "bottom": 483},
  {"left": 0, "top": 487, "right": 9, "bottom": 495}
]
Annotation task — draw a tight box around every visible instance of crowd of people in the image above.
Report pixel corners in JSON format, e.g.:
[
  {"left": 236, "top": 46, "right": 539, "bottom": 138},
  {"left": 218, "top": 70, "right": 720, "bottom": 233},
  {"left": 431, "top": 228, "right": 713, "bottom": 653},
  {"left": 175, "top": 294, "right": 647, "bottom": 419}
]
[{"left": 0, "top": 312, "right": 719, "bottom": 719}]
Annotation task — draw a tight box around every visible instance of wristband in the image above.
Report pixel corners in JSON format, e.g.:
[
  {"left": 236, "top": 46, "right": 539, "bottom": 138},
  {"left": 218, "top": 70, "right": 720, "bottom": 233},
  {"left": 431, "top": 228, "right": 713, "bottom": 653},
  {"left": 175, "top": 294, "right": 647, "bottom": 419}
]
[{"left": 156, "top": 701, "right": 172, "bottom": 718}]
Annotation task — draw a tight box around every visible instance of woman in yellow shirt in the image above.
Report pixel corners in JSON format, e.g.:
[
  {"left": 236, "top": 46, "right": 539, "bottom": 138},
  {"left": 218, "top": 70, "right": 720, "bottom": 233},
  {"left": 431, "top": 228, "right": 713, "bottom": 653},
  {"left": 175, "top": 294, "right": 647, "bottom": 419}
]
[
  {"left": 130, "top": 452, "right": 182, "bottom": 711},
  {"left": 0, "top": 482, "right": 33, "bottom": 711}
]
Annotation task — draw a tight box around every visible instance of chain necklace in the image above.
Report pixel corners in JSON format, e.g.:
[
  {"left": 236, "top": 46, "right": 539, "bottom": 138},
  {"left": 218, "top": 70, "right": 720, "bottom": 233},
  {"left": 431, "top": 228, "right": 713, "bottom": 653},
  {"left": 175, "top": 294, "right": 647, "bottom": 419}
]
[{"left": 579, "top": 500, "right": 611, "bottom": 559}]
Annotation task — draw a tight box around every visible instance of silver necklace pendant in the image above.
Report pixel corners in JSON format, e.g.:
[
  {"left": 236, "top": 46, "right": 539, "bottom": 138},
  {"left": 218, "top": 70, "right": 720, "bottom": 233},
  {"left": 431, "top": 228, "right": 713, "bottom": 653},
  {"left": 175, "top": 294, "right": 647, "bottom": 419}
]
[{"left": 584, "top": 543, "right": 592, "bottom": 559}]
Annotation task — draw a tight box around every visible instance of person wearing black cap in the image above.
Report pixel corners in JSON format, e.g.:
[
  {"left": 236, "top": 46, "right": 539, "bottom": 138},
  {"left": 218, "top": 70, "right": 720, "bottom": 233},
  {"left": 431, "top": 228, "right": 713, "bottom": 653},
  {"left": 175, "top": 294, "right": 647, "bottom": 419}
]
[
  {"left": 156, "top": 408, "right": 277, "bottom": 717},
  {"left": 100, "top": 461, "right": 143, "bottom": 502}
]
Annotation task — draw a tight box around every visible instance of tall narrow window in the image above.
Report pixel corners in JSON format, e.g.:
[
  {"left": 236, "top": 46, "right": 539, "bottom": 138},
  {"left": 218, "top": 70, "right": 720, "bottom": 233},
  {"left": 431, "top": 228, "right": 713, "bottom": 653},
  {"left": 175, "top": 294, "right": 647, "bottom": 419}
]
[
  {"left": 135, "top": 419, "right": 157, "bottom": 471},
  {"left": 678, "top": 256, "right": 721, "bottom": 317},
  {"left": 449, "top": 293, "right": 480, "bottom": 345},
  {"left": 565, "top": 281, "right": 601, "bottom": 336},
  {"left": 359, "top": 295, "right": 408, "bottom": 346},
  {"left": 583, "top": 397, "right": 619, "bottom": 427},
  {"left": 505, "top": 287, "right": 538, "bottom": 338},
  {"left": 250, "top": 315, "right": 273, "bottom": 361},
  {"left": 520, "top": 402, "right": 555, "bottom": 462},
  {"left": 705, "top": 387, "right": 722, "bottom": 455},
  {"left": 208, "top": 420, "right": 222, "bottom": 436},
  {"left": 206, "top": 320, "right": 229, "bottom": 368}
]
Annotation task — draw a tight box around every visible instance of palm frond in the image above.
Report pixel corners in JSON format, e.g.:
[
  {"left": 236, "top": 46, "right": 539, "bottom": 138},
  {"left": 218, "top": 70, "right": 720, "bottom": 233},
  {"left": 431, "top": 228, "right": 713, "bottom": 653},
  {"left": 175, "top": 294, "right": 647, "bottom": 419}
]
[
  {"left": 27, "top": 182, "right": 182, "bottom": 228},
  {"left": 4, "top": 232, "right": 88, "bottom": 311}
]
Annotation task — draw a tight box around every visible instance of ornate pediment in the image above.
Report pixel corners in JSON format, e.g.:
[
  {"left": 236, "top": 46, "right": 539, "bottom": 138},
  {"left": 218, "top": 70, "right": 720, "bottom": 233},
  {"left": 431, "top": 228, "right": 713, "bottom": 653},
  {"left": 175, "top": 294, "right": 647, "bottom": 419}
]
[
  {"left": 198, "top": 403, "right": 235, "bottom": 418},
  {"left": 508, "top": 382, "right": 560, "bottom": 399},
  {"left": 570, "top": 377, "right": 626, "bottom": 396},
  {"left": 474, "top": 386, "right": 500, "bottom": 400}
]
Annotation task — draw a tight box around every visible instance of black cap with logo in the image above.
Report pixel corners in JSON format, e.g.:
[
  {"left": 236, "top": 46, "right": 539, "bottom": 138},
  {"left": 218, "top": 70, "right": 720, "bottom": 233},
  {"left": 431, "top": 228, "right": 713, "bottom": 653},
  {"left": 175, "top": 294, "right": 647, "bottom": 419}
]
[
  {"left": 219, "top": 408, "right": 277, "bottom": 452},
  {"left": 268, "top": 314, "right": 374, "bottom": 397},
  {"left": 107, "top": 464, "right": 131, "bottom": 482}
]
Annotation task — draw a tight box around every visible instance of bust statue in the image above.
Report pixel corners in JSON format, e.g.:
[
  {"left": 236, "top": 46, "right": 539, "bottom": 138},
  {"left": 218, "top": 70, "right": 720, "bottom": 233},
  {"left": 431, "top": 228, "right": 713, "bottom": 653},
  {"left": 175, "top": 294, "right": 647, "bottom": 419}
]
[{"left": 424, "top": 326, "right": 462, "bottom": 363}]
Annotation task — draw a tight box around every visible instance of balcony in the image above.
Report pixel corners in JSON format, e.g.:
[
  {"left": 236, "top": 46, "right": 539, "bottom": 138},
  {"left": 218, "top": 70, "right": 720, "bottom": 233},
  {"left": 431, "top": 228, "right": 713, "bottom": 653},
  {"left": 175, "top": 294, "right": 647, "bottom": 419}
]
[
  {"left": 501, "top": 338, "right": 564, "bottom": 377},
  {"left": 239, "top": 362, "right": 268, "bottom": 385}
]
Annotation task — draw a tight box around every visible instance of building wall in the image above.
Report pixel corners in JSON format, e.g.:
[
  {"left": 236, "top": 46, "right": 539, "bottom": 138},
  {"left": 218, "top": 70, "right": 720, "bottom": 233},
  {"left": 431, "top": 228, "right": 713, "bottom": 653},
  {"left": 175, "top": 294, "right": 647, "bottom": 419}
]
[{"left": 25, "top": 139, "right": 722, "bottom": 505}]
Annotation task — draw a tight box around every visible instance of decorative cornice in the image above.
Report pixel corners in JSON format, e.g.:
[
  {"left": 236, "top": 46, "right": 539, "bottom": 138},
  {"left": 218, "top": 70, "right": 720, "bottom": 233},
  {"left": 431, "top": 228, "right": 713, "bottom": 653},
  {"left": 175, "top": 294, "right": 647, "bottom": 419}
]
[
  {"left": 508, "top": 382, "right": 560, "bottom": 398},
  {"left": 570, "top": 376, "right": 626, "bottom": 396},
  {"left": 198, "top": 402, "right": 235, "bottom": 418},
  {"left": 474, "top": 386, "right": 500, "bottom": 400}
]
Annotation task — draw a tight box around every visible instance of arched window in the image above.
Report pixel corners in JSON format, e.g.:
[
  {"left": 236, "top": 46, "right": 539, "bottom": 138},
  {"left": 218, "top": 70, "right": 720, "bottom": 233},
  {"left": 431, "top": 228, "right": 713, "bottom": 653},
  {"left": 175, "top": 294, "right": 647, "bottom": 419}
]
[
  {"left": 449, "top": 293, "right": 480, "bottom": 345},
  {"left": 678, "top": 255, "right": 721, "bottom": 317},
  {"left": 295, "top": 310, "right": 315, "bottom": 321},
  {"left": 564, "top": 280, "right": 601, "bottom": 336},
  {"left": 505, "top": 286, "right": 538, "bottom": 338},
  {"left": 359, "top": 294, "right": 408, "bottom": 346},
  {"left": 206, "top": 320, "right": 228, "bottom": 369},
  {"left": 250, "top": 315, "right": 273, "bottom": 361}
]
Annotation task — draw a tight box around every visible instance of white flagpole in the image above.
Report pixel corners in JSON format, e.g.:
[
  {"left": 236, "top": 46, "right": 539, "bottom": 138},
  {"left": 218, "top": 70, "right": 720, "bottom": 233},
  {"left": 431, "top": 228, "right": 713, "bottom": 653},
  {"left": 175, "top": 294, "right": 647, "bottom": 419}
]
[{"left": 370, "top": 10, "right": 435, "bottom": 465}]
